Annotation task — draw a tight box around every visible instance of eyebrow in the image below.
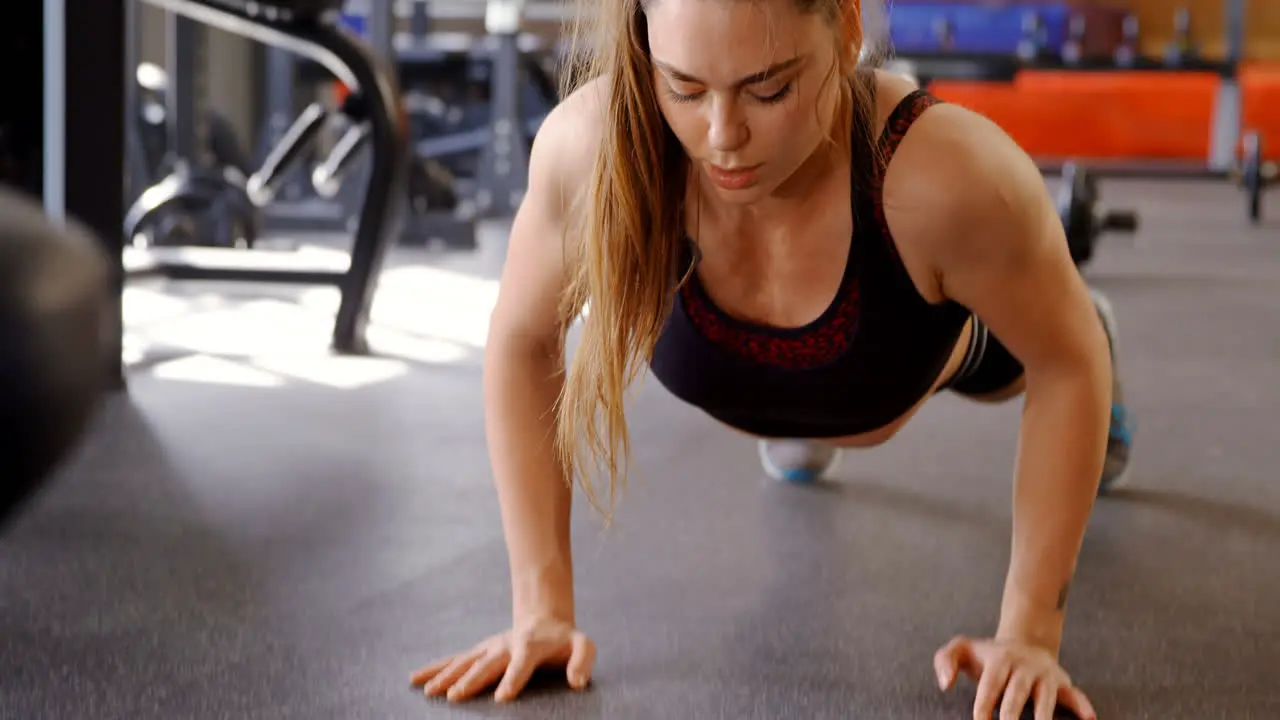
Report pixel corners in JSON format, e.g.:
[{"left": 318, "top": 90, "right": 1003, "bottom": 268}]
[{"left": 653, "top": 56, "right": 805, "bottom": 88}]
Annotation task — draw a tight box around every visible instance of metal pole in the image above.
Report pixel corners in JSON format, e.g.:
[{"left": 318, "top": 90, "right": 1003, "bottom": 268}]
[
  {"left": 478, "top": 0, "right": 528, "bottom": 217},
  {"left": 43, "top": 0, "right": 66, "bottom": 219},
  {"left": 1207, "top": 0, "right": 1246, "bottom": 171},
  {"left": 1224, "top": 0, "right": 1246, "bottom": 69},
  {"left": 364, "top": 0, "right": 394, "bottom": 61},
  {"left": 166, "top": 12, "right": 207, "bottom": 164}
]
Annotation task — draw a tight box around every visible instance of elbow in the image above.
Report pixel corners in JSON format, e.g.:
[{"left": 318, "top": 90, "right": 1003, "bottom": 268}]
[
  {"left": 1025, "top": 313, "right": 1113, "bottom": 401},
  {"left": 484, "top": 324, "right": 563, "bottom": 388},
  {"left": 1022, "top": 349, "right": 1111, "bottom": 420}
]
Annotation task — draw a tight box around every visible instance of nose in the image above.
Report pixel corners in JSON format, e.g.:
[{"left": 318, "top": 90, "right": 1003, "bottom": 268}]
[{"left": 707, "top": 96, "right": 749, "bottom": 155}]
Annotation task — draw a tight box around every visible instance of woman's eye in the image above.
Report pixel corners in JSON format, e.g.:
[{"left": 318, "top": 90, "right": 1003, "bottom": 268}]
[
  {"left": 753, "top": 83, "right": 793, "bottom": 104},
  {"left": 665, "top": 87, "right": 702, "bottom": 103}
]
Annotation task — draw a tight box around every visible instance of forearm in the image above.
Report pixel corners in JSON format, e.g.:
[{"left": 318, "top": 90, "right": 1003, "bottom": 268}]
[
  {"left": 998, "top": 365, "right": 1110, "bottom": 653},
  {"left": 484, "top": 337, "right": 576, "bottom": 624}
]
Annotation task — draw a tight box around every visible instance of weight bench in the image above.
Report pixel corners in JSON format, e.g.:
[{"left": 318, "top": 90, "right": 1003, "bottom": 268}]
[{"left": 126, "top": 0, "right": 409, "bottom": 354}]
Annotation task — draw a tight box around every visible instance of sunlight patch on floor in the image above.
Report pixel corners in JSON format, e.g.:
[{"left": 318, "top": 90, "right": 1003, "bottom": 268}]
[{"left": 122, "top": 263, "right": 501, "bottom": 389}]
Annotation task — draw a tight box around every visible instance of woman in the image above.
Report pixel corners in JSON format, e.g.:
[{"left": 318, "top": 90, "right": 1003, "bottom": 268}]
[{"left": 411, "top": 1, "right": 1132, "bottom": 718}]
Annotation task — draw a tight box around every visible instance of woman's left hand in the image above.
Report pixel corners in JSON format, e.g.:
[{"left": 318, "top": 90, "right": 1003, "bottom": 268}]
[{"left": 933, "top": 635, "right": 1098, "bottom": 720}]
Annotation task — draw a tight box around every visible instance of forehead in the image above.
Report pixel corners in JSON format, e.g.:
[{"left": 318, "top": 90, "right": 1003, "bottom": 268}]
[{"left": 646, "top": 0, "right": 828, "bottom": 72}]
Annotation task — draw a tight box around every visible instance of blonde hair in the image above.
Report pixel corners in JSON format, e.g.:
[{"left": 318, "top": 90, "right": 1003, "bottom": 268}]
[{"left": 554, "top": 0, "right": 879, "bottom": 523}]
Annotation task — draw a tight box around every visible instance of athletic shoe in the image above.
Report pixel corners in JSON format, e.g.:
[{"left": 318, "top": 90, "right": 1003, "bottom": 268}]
[
  {"left": 757, "top": 439, "right": 841, "bottom": 484},
  {"left": 1091, "top": 289, "right": 1135, "bottom": 493}
]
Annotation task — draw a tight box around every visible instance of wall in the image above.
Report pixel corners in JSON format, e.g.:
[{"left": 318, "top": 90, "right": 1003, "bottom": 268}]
[
  {"left": 887, "top": 1, "right": 1280, "bottom": 61},
  {"left": 134, "top": 4, "right": 260, "bottom": 155},
  {"left": 1088, "top": 0, "right": 1280, "bottom": 62}
]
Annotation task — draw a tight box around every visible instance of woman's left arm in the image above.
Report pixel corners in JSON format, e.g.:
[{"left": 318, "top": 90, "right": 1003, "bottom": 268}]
[{"left": 887, "top": 103, "right": 1113, "bottom": 655}]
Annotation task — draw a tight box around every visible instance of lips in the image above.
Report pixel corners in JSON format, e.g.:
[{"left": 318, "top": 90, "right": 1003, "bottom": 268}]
[{"left": 706, "top": 163, "right": 762, "bottom": 190}]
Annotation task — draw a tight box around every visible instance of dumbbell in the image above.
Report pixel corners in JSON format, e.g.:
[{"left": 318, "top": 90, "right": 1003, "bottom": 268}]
[
  {"left": 1163, "top": 7, "right": 1199, "bottom": 68},
  {"left": 1016, "top": 12, "right": 1049, "bottom": 63},
  {"left": 1061, "top": 14, "right": 1086, "bottom": 67},
  {"left": 1056, "top": 162, "right": 1139, "bottom": 267},
  {"left": 1230, "top": 130, "right": 1277, "bottom": 223},
  {"left": 1113, "top": 14, "right": 1140, "bottom": 68}
]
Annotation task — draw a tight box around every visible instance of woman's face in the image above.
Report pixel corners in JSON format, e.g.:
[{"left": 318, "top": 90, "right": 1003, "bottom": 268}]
[{"left": 646, "top": 0, "right": 843, "bottom": 204}]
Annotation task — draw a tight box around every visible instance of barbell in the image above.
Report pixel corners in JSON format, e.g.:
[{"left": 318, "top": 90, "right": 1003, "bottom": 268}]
[
  {"left": 1056, "top": 161, "right": 1139, "bottom": 267},
  {"left": 1235, "top": 130, "right": 1275, "bottom": 224}
]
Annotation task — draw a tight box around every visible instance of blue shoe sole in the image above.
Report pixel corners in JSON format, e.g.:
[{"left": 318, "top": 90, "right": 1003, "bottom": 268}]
[{"left": 781, "top": 469, "right": 821, "bottom": 484}]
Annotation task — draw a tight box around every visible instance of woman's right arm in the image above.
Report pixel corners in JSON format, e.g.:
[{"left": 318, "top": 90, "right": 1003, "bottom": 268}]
[
  {"left": 411, "top": 87, "right": 604, "bottom": 703},
  {"left": 484, "top": 93, "right": 594, "bottom": 625}
]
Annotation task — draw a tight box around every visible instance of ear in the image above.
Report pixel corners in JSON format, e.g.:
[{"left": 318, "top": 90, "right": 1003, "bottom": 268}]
[
  {"left": 839, "top": 0, "right": 864, "bottom": 71},
  {"left": 837, "top": 38, "right": 859, "bottom": 75}
]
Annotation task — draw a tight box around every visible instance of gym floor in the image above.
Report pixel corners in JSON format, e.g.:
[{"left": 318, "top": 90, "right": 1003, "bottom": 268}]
[{"left": 3, "top": 178, "right": 1278, "bottom": 719}]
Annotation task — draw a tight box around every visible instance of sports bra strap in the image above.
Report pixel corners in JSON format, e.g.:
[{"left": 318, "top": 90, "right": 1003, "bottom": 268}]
[{"left": 876, "top": 89, "right": 943, "bottom": 163}]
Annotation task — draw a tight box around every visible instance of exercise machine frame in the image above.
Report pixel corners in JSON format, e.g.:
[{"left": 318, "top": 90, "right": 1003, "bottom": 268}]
[{"left": 128, "top": 0, "right": 409, "bottom": 354}]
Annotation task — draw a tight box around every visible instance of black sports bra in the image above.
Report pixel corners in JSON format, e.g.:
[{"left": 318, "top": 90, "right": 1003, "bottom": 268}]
[{"left": 648, "top": 88, "right": 970, "bottom": 438}]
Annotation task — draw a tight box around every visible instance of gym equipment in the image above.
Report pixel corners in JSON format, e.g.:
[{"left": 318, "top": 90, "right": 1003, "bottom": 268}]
[
  {"left": 1014, "top": 12, "right": 1049, "bottom": 64},
  {"left": 1112, "top": 14, "right": 1139, "bottom": 68},
  {"left": 253, "top": 43, "right": 359, "bottom": 236},
  {"left": 1237, "top": 131, "right": 1275, "bottom": 223},
  {"left": 129, "top": 63, "right": 252, "bottom": 186},
  {"left": 1043, "top": 128, "right": 1273, "bottom": 224},
  {"left": 279, "top": 2, "right": 519, "bottom": 245},
  {"left": 888, "top": 2, "right": 1075, "bottom": 56},
  {"left": 1030, "top": 0, "right": 1252, "bottom": 189},
  {"left": 125, "top": 12, "right": 262, "bottom": 250},
  {"left": 1163, "top": 7, "right": 1200, "bottom": 68},
  {"left": 126, "top": 165, "right": 261, "bottom": 250},
  {"left": 127, "top": 0, "right": 410, "bottom": 354},
  {"left": 1060, "top": 14, "right": 1086, "bottom": 67},
  {"left": 0, "top": 188, "right": 111, "bottom": 529},
  {"left": 1056, "top": 162, "right": 1139, "bottom": 268},
  {"left": 250, "top": 77, "right": 476, "bottom": 250},
  {"left": 394, "top": 0, "right": 552, "bottom": 220}
]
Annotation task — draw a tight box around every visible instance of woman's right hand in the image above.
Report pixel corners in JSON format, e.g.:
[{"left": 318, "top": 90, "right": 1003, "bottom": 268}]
[{"left": 410, "top": 617, "right": 597, "bottom": 703}]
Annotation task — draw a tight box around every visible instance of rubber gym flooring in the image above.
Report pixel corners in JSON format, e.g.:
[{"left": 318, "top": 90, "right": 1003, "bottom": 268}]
[{"left": 3, "top": 178, "right": 1278, "bottom": 719}]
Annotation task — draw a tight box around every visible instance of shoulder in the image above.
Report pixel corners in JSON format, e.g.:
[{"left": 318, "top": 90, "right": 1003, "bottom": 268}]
[
  {"left": 877, "top": 91, "right": 1059, "bottom": 289},
  {"left": 486, "top": 77, "right": 616, "bottom": 350},
  {"left": 882, "top": 95, "right": 1044, "bottom": 210},
  {"left": 528, "top": 75, "right": 611, "bottom": 215}
]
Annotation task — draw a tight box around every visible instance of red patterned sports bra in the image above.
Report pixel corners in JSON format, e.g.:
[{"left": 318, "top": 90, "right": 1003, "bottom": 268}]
[{"left": 648, "top": 88, "right": 970, "bottom": 438}]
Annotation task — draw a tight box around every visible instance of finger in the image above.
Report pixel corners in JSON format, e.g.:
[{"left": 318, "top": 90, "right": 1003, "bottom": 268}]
[
  {"left": 409, "top": 656, "right": 455, "bottom": 688},
  {"left": 565, "top": 633, "right": 597, "bottom": 690},
  {"left": 1032, "top": 677, "right": 1058, "bottom": 720},
  {"left": 1058, "top": 684, "right": 1098, "bottom": 720},
  {"left": 998, "top": 669, "right": 1038, "bottom": 720},
  {"left": 934, "top": 635, "right": 978, "bottom": 690},
  {"left": 423, "top": 654, "right": 479, "bottom": 698},
  {"left": 972, "top": 660, "right": 1012, "bottom": 720},
  {"left": 494, "top": 648, "right": 538, "bottom": 703},
  {"left": 447, "top": 649, "right": 510, "bottom": 703}
]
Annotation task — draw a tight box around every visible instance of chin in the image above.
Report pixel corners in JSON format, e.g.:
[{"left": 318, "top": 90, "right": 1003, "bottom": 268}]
[
  {"left": 702, "top": 171, "right": 780, "bottom": 205},
  {"left": 708, "top": 184, "right": 771, "bottom": 205}
]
